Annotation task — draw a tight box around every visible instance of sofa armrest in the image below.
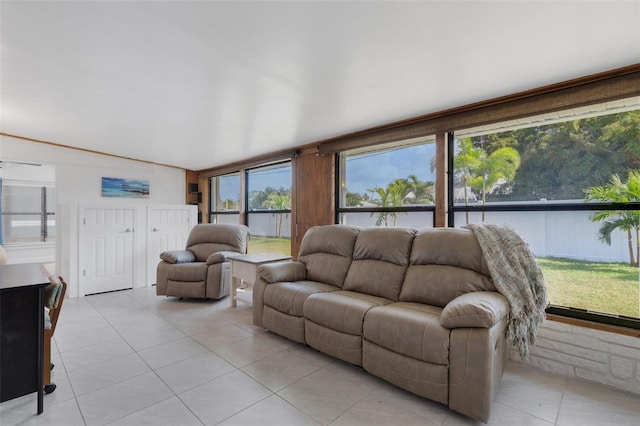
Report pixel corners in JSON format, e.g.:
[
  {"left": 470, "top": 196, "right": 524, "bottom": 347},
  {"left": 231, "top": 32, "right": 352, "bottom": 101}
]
[
  {"left": 441, "top": 291, "right": 509, "bottom": 329},
  {"left": 160, "top": 249, "right": 195, "bottom": 264},
  {"left": 206, "top": 251, "right": 241, "bottom": 265},
  {"left": 257, "top": 261, "right": 307, "bottom": 283}
]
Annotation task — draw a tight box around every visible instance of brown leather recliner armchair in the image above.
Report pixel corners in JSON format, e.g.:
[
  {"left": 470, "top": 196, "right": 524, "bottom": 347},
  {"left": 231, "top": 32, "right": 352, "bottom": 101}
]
[{"left": 156, "top": 224, "right": 249, "bottom": 300}]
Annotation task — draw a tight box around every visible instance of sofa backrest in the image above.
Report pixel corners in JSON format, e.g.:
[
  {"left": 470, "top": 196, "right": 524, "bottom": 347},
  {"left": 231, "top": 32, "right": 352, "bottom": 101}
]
[
  {"left": 186, "top": 224, "right": 249, "bottom": 261},
  {"left": 399, "top": 228, "right": 495, "bottom": 308},
  {"left": 343, "top": 227, "right": 416, "bottom": 301},
  {"left": 298, "top": 225, "right": 360, "bottom": 287}
]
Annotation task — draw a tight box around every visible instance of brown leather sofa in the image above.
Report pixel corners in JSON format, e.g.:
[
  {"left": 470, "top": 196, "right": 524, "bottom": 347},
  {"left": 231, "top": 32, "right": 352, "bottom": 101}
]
[
  {"left": 253, "top": 225, "right": 509, "bottom": 423},
  {"left": 156, "top": 224, "right": 249, "bottom": 299}
]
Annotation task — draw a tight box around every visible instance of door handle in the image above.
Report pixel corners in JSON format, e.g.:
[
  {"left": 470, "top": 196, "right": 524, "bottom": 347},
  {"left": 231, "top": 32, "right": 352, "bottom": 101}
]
[
  {"left": 152, "top": 228, "right": 159, "bottom": 232},
  {"left": 125, "top": 228, "right": 132, "bottom": 233}
]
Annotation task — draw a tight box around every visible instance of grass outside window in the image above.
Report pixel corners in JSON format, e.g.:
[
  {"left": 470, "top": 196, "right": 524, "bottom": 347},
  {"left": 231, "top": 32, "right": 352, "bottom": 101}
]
[
  {"left": 539, "top": 257, "right": 639, "bottom": 319},
  {"left": 247, "top": 236, "right": 291, "bottom": 256}
]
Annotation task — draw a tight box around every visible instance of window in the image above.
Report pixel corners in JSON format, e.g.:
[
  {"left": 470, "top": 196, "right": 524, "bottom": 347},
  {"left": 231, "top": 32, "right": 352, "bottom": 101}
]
[
  {"left": 338, "top": 137, "right": 436, "bottom": 228},
  {"left": 246, "top": 162, "right": 291, "bottom": 255},
  {"left": 1, "top": 180, "right": 56, "bottom": 245},
  {"left": 452, "top": 98, "right": 640, "bottom": 327},
  {"left": 209, "top": 172, "right": 241, "bottom": 225}
]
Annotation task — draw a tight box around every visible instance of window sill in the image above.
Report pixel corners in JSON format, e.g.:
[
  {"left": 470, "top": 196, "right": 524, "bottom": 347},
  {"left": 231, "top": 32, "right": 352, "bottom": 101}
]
[
  {"left": 3, "top": 242, "right": 55, "bottom": 248},
  {"left": 546, "top": 313, "right": 640, "bottom": 338}
]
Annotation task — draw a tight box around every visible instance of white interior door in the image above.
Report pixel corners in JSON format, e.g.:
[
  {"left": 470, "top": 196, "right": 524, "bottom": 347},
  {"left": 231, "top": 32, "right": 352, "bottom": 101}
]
[
  {"left": 81, "top": 207, "right": 135, "bottom": 295},
  {"left": 146, "top": 205, "right": 196, "bottom": 285}
]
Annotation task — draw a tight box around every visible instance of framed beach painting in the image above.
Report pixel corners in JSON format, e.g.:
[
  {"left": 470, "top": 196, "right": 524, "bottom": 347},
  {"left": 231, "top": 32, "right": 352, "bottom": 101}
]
[{"left": 101, "top": 177, "right": 149, "bottom": 198}]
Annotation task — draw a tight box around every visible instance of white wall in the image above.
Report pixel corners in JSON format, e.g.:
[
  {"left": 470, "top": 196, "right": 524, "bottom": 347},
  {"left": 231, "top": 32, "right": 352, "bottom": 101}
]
[
  {"left": 510, "top": 320, "right": 640, "bottom": 397},
  {"left": 0, "top": 135, "right": 186, "bottom": 293},
  {"left": 0, "top": 135, "right": 184, "bottom": 205}
]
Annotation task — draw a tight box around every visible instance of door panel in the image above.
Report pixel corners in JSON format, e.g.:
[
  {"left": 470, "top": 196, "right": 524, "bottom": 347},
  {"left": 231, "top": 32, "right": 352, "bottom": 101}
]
[
  {"left": 147, "top": 206, "right": 195, "bottom": 284},
  {"left": 82, "top": 208, "right": 135, "bottom": 295}
]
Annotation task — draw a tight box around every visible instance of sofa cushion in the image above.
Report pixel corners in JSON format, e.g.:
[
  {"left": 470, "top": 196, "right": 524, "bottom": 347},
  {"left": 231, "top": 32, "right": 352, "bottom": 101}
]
[
  {"left": 364, "top": 302, "right": 450, "bottom": 366},
  {"left": 400, "top": 228, "right": 495, "bottom": 307},
  {"left": 264, "top": 280, "right": 340, "bottom": 317},
  {"left": 410, "top": 228, "right": 491, "bottom": 275},
  {"left": 400, "top": 265, "right": 495, "bottom": 308},
  {"left": 342, "top": 228, "right": 415, "bottom": 301},
  {"left": 304, "top": 290, "right": 391, "bottom": 335},
  {"left": 298, "top": 225, "right": 359, "bottom": 288},
  {"left": 189, "top": 243, "right": 239, "bottom": 262},
  {"left": 343, "top": 228, "right": 415, "bottom": 300}
]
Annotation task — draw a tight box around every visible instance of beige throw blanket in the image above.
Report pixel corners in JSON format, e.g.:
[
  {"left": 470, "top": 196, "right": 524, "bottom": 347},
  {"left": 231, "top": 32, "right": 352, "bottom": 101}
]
[{"left": 465, "top": 223, "right": 548, "bottom": 361}]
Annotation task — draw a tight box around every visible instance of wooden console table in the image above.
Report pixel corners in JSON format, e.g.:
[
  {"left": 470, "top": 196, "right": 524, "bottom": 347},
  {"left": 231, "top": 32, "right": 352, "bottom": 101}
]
[
  {"left": 0, "top": 263, "right": 50, "bottom": 414},
  {"left": 229, "top": 254, "right": 292, "bottom": 307}
]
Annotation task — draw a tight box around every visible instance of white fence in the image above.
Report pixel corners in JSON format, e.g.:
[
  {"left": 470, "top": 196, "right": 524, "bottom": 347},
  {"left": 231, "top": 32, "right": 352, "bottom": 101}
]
[
  {"left": 216, "top": 212, "right": 292, "bottom": 239},
  {"left": 340, "top": 210, "right": 633, "bottom": 264},
  {"left": 219, "top": 209, "right": 633, "bottom": 264}
]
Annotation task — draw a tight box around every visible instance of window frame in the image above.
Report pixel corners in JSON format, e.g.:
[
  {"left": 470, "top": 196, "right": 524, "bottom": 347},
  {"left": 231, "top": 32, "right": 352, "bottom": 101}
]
[
  {"left": 446, "top": 101, "right": 640, "bottom": 330},
  {"left": 209, "top": 172, "right": 241, "bottom": 224},
  {"left": 1, "top": 180, "right": 56, "bottom": 245},
  {"left": 335, "top": 139, "right": 438, "bottom": 227},
  {"left": 244, "top": 161, "right": 292, "bottom": 226}
]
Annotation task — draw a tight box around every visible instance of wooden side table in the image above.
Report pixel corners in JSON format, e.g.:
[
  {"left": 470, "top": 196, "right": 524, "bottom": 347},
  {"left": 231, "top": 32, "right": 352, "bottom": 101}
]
[{"left": 229, "top": 253, "right": 292, "bottom": 307}]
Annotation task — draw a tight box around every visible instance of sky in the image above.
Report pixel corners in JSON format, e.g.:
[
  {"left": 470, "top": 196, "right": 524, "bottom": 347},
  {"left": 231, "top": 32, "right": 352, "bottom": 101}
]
[
  {"left": 218, "top": 164, "right": 291, "bottom": 202},
  {"left": 216, "top": 143, "right": 437, "bottom": 202},
  {"left": 344, "top": 143, "right": 436, "bottom": 195}
]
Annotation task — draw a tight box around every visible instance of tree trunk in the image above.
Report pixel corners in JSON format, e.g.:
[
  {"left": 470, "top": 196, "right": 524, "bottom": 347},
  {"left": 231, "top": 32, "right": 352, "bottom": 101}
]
[
  {"left": 635, "top": 228, "right": 639, "bottom": 268},
  {"left": 462, "top": 175, "right": 470, "bottom": 225},
  {"left": 276, "top": 214, "right": 282, "bottom": 238},
  {"left": 481, "top": 179, "right": 486, "bottom": 222},
  {"left": 627, "top": 228, "right": 637, "bottom": 267}
]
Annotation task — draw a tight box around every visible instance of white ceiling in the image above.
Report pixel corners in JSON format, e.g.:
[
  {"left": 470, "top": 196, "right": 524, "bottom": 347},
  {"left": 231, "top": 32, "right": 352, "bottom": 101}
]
[{"left": 1, "top": 1, "right": 638, "bottom": 171}]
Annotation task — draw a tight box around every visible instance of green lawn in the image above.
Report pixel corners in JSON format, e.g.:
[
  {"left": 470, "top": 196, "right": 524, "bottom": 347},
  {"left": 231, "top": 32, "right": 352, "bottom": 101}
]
[
  {"left": 538, "top": 257, "right": 639, "bottom": 318},
  {"left": 247, "top": 236, "right": 291, "bottom": 256}
]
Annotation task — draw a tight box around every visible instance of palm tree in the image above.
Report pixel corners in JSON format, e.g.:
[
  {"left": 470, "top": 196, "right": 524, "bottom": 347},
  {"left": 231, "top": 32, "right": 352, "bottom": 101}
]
[
  {"left": 454, "top": 138, "right": 482, "bottom": 224},
  {"left": 473, "top": 146, "right": 521, "bottom": 221},
  {"left": 454, "top": 138, "right": 521, "bottom": 222},
  {"left": 585, "top": 171, "right": 640, "bottom": 267},
  {"left": 367, "top": 184, "right": 405, "bottom": 226},
  {"left": 407, "top": 174, "right": 435, "bottom": 204},
  {"left": 367, "top": 175, "right": 434, "bottom": 226}
]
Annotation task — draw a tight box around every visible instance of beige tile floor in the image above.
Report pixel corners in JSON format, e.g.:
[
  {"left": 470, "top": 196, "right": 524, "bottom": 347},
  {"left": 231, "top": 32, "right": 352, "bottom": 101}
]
[{"left": 1, "top": 286, "right": 639, "bottom": 426}]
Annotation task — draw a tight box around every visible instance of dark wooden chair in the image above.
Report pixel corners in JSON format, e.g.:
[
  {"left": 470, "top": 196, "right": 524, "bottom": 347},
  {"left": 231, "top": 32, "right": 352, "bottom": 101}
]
[{"left": 43, "top": 276, "right": 67, "bottom": 394}]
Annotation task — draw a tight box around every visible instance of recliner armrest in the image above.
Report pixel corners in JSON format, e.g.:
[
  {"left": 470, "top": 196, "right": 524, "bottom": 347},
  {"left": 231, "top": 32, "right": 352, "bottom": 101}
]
[
  {"left": 441, "top": 291, "right": 509, "bottom": 329},
  {"left": 160, "top": 249, "right": 196, "bottom": 264},
  {"left": 258, "top": 261, "right": 307, "bottom": 283},
  {"left": 206, "top": 251, "right": 242, "bottom": 265}
]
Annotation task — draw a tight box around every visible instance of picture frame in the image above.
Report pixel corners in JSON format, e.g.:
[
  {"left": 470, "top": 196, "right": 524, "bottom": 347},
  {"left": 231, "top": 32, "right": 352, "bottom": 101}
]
[{"left": 101, "top": 177, "right": 149, "bottom": 198}]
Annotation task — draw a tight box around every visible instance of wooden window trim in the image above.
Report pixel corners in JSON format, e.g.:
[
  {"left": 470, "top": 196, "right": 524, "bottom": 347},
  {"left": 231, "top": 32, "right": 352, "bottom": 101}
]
[
  {"left": 197, "top": 149, "right": 297, "bottom": 178},
  {"left": 317, "top": 64, "right": 640, "bottom": 155},
  {"left": 546, "top": 314, "right": 640, "bottom": 338}
]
